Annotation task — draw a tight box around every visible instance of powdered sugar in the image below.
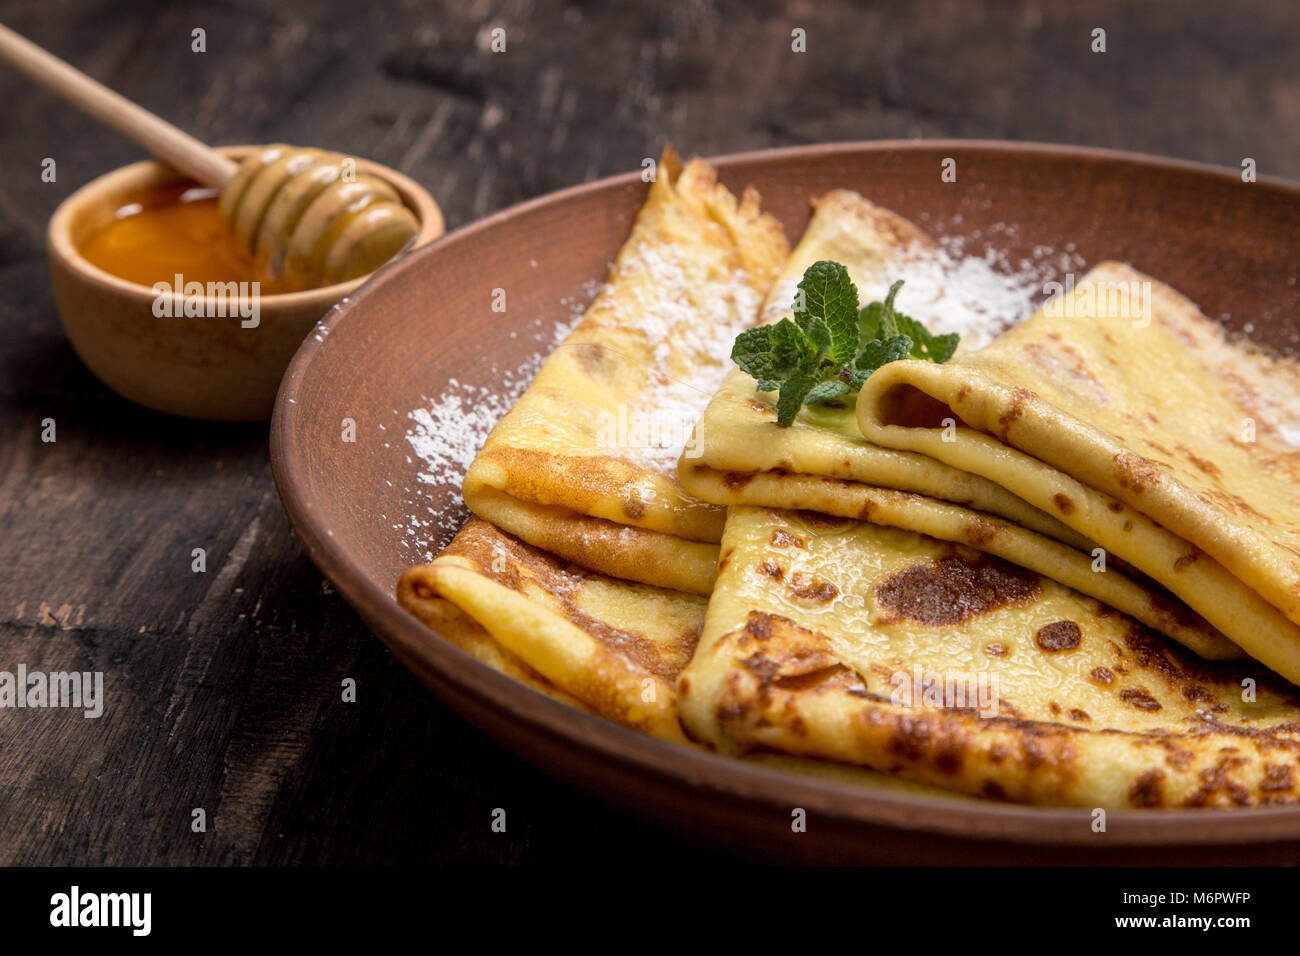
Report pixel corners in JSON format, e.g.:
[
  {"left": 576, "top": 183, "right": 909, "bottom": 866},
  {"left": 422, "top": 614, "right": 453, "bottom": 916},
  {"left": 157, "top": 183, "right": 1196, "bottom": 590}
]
[
  {"left": 895, "top": 233, "right": 1085, "bottom": 352},
  {"left": 764, "top": 227, "right": 1085, "bottom": 354},
  {"left": 585, "top": 236, "right": 765, "bottom": 471},
  {"left": 408, "top": 382, "right": 513, "bottom": 489},
  {"left": 399, "top": 302, "right": 587, "bottom": 559}
]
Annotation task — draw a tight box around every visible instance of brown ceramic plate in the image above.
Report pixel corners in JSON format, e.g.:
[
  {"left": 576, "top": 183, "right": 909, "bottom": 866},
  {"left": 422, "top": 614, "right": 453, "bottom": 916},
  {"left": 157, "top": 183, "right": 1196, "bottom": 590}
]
[{"left": 270, "top": 141, "right": 1300, "bottom": 864}]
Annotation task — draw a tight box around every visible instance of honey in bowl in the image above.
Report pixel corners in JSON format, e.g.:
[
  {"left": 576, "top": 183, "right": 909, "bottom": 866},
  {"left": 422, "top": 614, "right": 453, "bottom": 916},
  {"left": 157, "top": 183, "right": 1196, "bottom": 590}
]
[
  {"left": 79, "top": 181, "right": 295, "bottom": 296},
  {"left": 49, "top": 146, "right": 442, "bottom": 421}
]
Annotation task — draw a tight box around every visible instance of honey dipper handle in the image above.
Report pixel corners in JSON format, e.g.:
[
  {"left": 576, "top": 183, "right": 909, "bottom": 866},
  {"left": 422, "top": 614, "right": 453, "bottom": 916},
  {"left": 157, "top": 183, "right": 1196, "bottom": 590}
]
[{"left": 0, "top": 22, "right": 237, "bottom": 187}]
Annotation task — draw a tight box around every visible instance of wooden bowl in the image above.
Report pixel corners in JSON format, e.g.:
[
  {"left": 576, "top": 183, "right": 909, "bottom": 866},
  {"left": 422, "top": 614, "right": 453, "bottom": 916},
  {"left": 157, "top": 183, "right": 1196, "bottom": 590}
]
[
  {"left": 47, "top": 145, "right": 445, "bottom": 421},
  {"left": 270, "top": 141, "right": 1300, "bottom": 863}
]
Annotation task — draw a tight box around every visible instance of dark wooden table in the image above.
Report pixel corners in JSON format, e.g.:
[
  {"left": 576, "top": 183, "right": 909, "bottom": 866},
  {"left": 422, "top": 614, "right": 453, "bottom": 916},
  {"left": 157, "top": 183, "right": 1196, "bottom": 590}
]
[{"left": 2, "top": 0, "right": 1297, "bottom": 865}]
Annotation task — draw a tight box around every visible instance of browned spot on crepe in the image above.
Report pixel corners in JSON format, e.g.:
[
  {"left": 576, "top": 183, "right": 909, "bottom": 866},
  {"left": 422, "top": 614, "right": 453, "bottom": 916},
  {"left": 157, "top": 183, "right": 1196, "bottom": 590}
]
[{"left": 874, "top": 552, "right": 1041, "bottom": 626}]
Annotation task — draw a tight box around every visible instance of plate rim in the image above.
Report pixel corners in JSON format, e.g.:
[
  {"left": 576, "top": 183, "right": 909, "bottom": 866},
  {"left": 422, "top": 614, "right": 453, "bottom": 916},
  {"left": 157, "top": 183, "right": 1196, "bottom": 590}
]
[{"left": 270, "top": 138, "right": 1300, "bottom": 851}]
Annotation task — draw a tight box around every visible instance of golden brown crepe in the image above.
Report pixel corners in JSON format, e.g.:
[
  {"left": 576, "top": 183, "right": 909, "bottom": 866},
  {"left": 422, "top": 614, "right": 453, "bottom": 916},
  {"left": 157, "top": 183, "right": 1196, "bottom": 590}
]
[
  {"left": 460, "top": 147, "right": 789, "bottom": 595},
  {"left": 398, "top": 519, "right": 971, "bottom": 798},
  {"left": 400, "top": 518, "right": 704, "bottom": 741},
  {"left": 677, "top": 506, "right": 1300, "bottom": 808},
  {"left": 856, "top": 262, "right": 1300, "bottom": 686},
  {"left": 681, "top": 192, "right": 1238, "bottom": 660}
]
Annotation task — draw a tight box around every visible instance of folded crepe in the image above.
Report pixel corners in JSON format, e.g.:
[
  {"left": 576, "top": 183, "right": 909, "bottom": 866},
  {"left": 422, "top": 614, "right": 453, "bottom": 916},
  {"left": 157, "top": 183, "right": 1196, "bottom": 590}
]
[
  {"left": 459, "top": 147, "right": 788, "bottom": 595},
  {"left": 399, "top": 518, "right": 705, "bottom": 741},
  {"left": 681, "top": 192, "right": 1237, "bottom": 661},
  {"left": 398, "top": 519, "right": 969, "bottom": 799},
  {"left": 855, "top": 262, "right": 1300, "bottom": 686},
  {"left": 677, "top": 506, "right": 1300, "bottom": 808}
]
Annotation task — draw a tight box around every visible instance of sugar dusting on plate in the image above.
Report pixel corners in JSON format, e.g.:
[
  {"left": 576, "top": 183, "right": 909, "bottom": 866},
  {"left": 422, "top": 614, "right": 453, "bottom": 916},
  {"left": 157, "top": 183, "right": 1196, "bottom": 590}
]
[{"left": 399, "top": 295, "right": 592, "bottom": 560}]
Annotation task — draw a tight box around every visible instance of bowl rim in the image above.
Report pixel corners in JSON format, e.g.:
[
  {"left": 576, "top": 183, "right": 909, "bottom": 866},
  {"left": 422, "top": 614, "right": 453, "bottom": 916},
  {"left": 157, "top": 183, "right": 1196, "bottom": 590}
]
[
  {"left": 46, "top": 144, "right": 446, "bottom": 312},
  {"left": 270, "top": 138, "right": 1300, "bottom": 849}
]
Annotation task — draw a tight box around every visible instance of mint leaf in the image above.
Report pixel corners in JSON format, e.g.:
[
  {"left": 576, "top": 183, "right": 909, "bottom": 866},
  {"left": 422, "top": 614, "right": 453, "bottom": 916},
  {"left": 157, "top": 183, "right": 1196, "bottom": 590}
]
[
  {"left": 847, "top": 333, "right": 914, "bottom": 388},
  {"left": 803, "top": 380, "right": 852, "bottom": 405},
  {"left": 799, "top": 312, "right": 833, "bottom": 359},
  {"left": 879, "top": 280, "right": 905, "bottom": 337},
  {"left": 796, "top": 260, "right": 859, "bottom": 363},
  {"left": 769, "top": 318, "right": 809, "bottom": 374},
  {"left": 858, "top": 301, "right": 882, "bottom": 347},
  {"left": 729, "top": 265, "right": 960, "bottom": 427},
  {"left": 860, "top": 280, "right": 960, "bottom": 363},
  {"left": 732, "top": 319, "right": 813, "bottom": 385},
  {"left": 927, "top": 333, "right": 959, "bottom": 364},
  {"left": 857, "top": 282, "right": 908, "bottom": 346},
  {"left": 776, "top": 370, "right": 819, "bottom": 426},
  {"left": 894, "top": 313, "right": 959, "bottom": 363},
  {"left": 731, "top": 325, "right": 777, "bottom": 381},
  {"left": 856, "top": 333, "right": 915, "bottom": 368}
]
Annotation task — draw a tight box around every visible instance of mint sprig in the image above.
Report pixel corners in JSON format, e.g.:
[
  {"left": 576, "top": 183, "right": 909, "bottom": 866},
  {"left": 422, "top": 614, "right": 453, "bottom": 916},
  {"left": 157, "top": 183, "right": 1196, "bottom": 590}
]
[{"left": 731, "top": 261, "right": 959, "bottom": 426}]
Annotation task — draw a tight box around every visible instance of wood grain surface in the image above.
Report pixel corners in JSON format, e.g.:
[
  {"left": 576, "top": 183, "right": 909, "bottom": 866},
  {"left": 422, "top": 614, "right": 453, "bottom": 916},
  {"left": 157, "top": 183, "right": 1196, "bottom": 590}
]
[{"left": 1, "top": 0, "right": 1298, "bottom": 865}]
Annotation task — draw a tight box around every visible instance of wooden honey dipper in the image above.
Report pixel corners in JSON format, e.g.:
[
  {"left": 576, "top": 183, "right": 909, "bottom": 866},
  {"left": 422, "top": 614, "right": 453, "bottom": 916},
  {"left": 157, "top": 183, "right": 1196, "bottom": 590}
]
[{"left": 0, "top": 23, "right": 437, "bottom": 290}]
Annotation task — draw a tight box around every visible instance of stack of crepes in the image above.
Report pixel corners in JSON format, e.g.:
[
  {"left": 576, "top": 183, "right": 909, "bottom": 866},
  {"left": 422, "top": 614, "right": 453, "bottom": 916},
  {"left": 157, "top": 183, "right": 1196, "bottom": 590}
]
[{"left": 399, "top": 148, "right": 1300, "bottom": 809}]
